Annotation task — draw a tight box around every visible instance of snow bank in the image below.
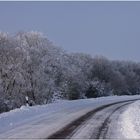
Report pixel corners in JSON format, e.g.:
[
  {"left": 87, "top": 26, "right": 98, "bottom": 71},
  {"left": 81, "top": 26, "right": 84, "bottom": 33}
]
[
  {"left": 120, "top": 100, "right": 140, "bottom": 138},
  {"left": 0, "top": 95, "right": 140, "bottom": 139}
]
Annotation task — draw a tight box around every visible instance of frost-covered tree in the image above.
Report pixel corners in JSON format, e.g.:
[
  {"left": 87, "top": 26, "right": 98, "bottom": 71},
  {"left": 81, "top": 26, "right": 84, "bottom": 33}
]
[{"left": 0, "top": 31, "right": 140, "bottom": 113}]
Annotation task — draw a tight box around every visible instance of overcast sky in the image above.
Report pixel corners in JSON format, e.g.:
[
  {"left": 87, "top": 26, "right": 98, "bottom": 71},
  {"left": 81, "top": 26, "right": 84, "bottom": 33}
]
[{"left": 0, "top": 1, "right": 140, "bottom": 62}]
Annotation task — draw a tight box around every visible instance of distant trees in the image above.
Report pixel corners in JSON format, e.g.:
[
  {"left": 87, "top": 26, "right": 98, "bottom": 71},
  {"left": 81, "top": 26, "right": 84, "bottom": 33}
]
[{"left": 0, "top": 31, "right": 140, "bottom": 112}]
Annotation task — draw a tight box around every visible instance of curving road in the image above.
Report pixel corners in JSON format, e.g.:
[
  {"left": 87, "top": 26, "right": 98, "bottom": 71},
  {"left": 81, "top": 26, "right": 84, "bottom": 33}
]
[{"left": 48, "top": 100, "right": 135, "bottom": 139}]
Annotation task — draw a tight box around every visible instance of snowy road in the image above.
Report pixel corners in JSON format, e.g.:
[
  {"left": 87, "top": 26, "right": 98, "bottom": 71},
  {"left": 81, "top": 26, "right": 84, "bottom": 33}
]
[
  {"left": 0, "top": 95, "right": 140, "bottom": 139},
  {"left": 48, "top": 100, "right": 134, "bottom": 139}
]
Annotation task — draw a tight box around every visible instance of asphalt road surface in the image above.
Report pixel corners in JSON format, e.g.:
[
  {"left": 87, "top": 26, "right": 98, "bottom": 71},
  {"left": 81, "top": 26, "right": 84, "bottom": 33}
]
[{"left": 48, "top": 100, "right": 134, "bottom": 139}]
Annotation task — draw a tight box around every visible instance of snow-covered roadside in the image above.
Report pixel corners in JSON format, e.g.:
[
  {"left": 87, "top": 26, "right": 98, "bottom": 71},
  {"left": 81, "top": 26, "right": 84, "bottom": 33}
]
[
  {"left": 0, "top": 95, "right": 140, "bottom": 139},
  {"left": 120, "top": 100, "right": 140, "bottom": 139}
]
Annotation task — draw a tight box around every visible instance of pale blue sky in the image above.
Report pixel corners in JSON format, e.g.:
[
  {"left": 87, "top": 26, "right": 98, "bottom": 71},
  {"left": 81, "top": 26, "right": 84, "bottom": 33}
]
[{"left": 0, "top": 1, "right": 140, "bottom": 61}]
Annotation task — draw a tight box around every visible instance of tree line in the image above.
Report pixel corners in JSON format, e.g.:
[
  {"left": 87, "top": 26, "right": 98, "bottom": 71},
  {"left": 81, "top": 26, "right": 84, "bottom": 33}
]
[{"left": 0, "top": 31, "right": 140, "bottom": 112}]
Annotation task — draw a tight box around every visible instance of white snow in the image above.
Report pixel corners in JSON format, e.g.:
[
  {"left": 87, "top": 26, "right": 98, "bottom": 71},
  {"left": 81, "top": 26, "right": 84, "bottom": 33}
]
[
  {"left": 0, "top": 95, "right": 140, "bottom": 139},
  {"left": 120, "top": 100, "right": 140, "bottom": 139}
]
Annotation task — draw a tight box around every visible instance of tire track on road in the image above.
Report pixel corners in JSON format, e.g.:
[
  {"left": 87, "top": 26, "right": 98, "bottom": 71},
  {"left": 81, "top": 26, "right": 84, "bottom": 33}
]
[
  {"left": 93, "top": 102, "right": 132, "bottom": 139},
  {"left": 47, "top": 99, "right": 138, "bottom": 139}
]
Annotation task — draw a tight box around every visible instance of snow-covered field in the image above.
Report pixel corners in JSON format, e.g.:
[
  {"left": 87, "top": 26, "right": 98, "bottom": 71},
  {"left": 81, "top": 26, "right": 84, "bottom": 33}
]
[
  {"left": 120, "top": 100, "right": 140, "bottom": 139},
  {"left": 0, "top": 95, "right": 140, "bottom": 139}
]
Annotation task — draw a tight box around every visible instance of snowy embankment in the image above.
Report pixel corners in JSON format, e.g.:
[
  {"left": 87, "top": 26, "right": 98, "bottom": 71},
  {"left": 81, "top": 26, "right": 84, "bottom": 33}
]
[
  {"left": 120, "top": 100, "right": 140, "bottom": 139},
  {"left": 0, "top": 95, "right": 140, "bottom": 139}
]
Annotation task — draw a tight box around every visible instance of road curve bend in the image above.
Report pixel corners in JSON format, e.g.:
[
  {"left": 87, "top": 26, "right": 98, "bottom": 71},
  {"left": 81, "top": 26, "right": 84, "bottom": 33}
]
[{"left": 47, "top": 100, "right": 137, "bottom": 139}]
